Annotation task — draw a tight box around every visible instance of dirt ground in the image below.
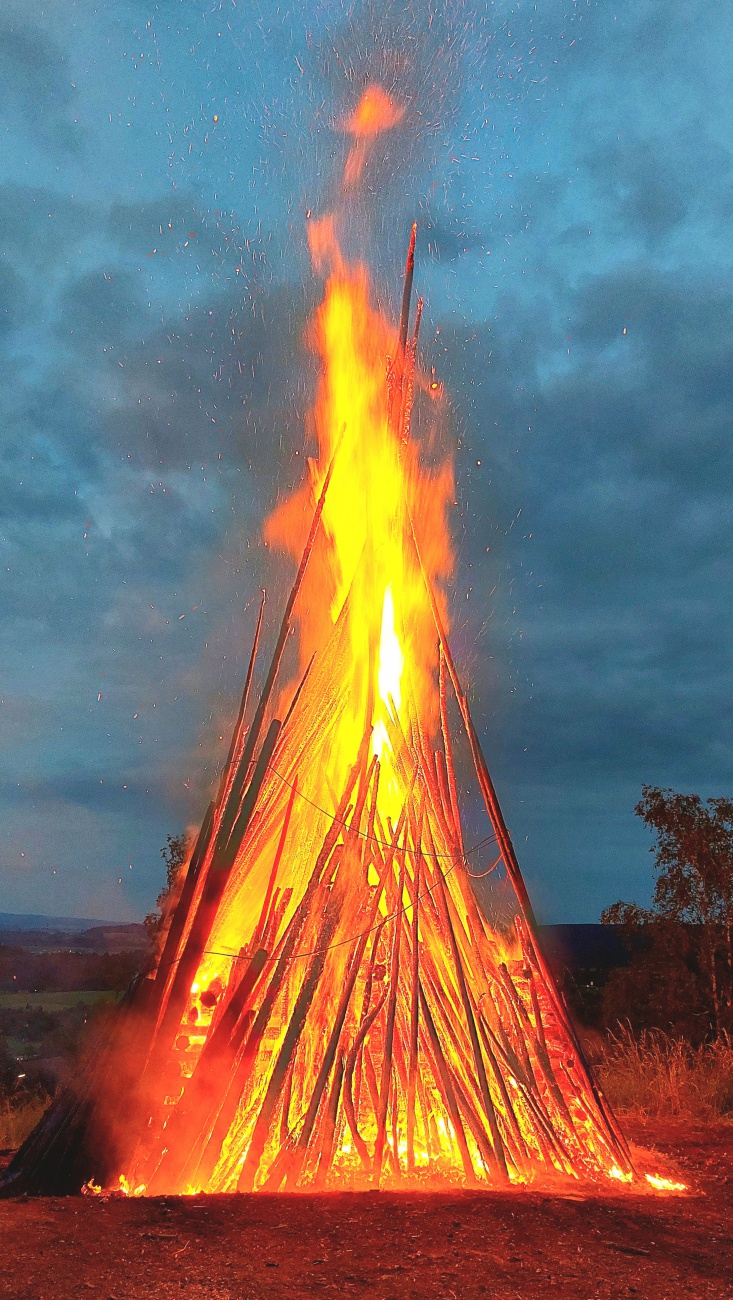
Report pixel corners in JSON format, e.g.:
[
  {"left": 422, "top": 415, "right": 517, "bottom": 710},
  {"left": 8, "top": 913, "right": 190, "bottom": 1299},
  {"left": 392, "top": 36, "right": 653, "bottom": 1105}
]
[{"left": 1, "top": 1119, "right": 731, "bottom": 1299}]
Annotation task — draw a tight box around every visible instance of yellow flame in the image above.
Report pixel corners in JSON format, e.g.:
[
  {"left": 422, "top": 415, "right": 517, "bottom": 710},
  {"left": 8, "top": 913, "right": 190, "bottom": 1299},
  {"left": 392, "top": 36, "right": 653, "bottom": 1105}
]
[
  {"left": 645, "top": 1173, "right": 687, "bottom": 1192},
  {"left": 377, "top": 585, "right": 403, "bottom": 714}
]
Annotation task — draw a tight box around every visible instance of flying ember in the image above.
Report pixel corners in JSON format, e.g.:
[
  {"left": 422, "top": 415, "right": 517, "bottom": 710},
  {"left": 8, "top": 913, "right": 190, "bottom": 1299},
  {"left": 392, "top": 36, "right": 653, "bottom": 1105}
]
[{"left": 3, "top": 85, "right": 649, "bottom": 1199}]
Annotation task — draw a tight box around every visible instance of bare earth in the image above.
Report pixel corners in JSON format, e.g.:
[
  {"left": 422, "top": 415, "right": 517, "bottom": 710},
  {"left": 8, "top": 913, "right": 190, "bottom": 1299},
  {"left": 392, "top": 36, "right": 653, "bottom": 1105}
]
[{"left": 1, "top": 1120, "right": 731, "bottom": 1299}]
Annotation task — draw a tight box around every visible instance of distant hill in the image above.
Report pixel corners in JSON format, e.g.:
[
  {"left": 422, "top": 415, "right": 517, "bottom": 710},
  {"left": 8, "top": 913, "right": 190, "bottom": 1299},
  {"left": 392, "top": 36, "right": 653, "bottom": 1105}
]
[
  {"left": 0, "top": 916, "right": 627, "bottom": 966},
  {"left": 0, "top": 913, "right": 111, "bottom": 933},
  {"left": 0, "top": 915, "right": 148, "bottom": 953}
]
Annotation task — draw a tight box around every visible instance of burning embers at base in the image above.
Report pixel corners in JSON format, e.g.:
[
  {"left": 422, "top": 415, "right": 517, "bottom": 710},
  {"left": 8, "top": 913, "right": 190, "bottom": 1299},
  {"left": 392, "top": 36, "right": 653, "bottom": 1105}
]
[{"left": 1, "top": 87, "right": 681, "bottom": 1201}]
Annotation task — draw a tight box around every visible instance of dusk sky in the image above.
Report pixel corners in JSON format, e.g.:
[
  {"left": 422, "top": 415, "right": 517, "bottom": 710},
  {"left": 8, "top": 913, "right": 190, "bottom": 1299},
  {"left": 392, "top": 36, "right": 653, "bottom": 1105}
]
[{"left": 1, "top": 0, "right": 731, "bottom": 924}]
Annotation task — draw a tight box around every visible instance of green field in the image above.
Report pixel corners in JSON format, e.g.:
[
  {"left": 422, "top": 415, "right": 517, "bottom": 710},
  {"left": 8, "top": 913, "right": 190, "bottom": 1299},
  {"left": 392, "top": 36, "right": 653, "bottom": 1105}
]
[{"left": 0, "top": 990, "right": 120, "bottom": 1011}]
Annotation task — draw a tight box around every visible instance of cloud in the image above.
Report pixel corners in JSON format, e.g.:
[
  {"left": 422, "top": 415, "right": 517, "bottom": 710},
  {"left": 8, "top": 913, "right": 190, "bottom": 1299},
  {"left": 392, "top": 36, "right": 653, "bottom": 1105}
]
[
  {"left": 0, "top": 263, "right": 27, "bottom": 337},
  {"left": 0, "top": 167, "right": 319, "bottom": 918},
  {"left": 1, "top": 0, "right": 731, "bottom": 924},
  {"left": 0, "top": 19, "right": 81, "bottom": 152},
  {"left": 438, "top": 247, "right": 733, "bottom": 916}
]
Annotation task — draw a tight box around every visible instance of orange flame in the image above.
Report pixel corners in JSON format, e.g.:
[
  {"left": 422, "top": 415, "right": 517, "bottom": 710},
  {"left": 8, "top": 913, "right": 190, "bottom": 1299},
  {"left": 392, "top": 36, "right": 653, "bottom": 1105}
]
[
  {"left": 264, "top": 220, "right": 452, "bottom": 804},
  {"left": 341, "top": 84, "right": 405, "bottom": 187},
  {"left": 342, "top": 84, "right": 405, "bottom": 137}
]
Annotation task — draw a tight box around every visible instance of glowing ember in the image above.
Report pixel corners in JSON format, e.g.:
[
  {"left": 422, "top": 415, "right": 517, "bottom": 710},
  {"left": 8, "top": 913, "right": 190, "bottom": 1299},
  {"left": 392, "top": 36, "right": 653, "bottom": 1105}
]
[
  {"left": 341, "top": 84, "right": 405, "bottom": 187},
  {"left": 117, "top": 1174, "right": 146, "bottom": 1197},
  {"left": 645, "top": 1173, "right": 688, "bottom": 1193}
]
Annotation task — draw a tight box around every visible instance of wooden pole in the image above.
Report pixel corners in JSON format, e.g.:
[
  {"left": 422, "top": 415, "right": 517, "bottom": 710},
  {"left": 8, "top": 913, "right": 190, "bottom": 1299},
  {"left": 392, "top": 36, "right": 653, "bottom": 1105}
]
[
  {"left": 253, "top": 776, "right": 298, "bottom": 948},
  {"left": 406, "top": 800, "right": 423, "bottom": 1173},
  {"left": 418, "top": 984, "right": 476, "bottom": 1185},
  {"left": 188, "top": 753, "right": 363, "bottom": 1191},
  {"left": 237, "top": 896, "right": 342, "bottom": 1191},
  {"left": 432, "top": 863, "right": 508, "bottom": 1180},
  {"left": 142, "top": 718, "right": 282, "bottom": 1082},
  {"left": 398, "top": 222, "right": 417, "bottom": 357},
  {"left": 408, "top": 511, "right": 633, "bottom": 1171},
  {"left": 217, "top": 437, "right": 341, "bottom": 853},
  {"left": 372, "top": 839, "right": 406, "bottom": 1184}
]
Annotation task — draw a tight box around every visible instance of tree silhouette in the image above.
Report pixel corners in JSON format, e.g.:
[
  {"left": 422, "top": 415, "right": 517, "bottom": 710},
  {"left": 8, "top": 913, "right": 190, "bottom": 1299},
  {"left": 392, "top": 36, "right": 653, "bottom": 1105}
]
[
  {"left": 144, "top": 832, "right": 191, "bottom": 943},
  {"left": 601, "top": 786, "right": 733, "bottom": 1039}
]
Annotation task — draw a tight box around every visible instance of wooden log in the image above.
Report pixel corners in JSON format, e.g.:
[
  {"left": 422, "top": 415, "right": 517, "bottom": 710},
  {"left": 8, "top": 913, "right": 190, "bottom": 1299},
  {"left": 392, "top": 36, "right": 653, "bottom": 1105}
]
[
  {"left": 189, "top": 749, "right": 365, "bottom": 1191},
  {"left": 515, "top": 913, "right": 634, "bottom": 1171},
  {"left": 472, "top": 998, "right": 528, "bottom": 1172},
  {"left": 190, "top": 873, "right": 342, "bottom": 1190},
  {"left": 418, "top": 983, "right": 476, "bottom": 1185},
  {"left": 438, "top": 649, "right": 465, "bottom": 855},
  {"left": 406, "top": 803, "right": 423, "bottom": 1173},
  {"left": 278, "top": 651, "right": 316, "bottom": 740},
  {"left": 372, "top": 840, "right": 406, "bottom": 1185},
  {"left": 314, "top": 1053, "right": 345, "bottom": 1188},
  {"left": 449, "top": 1067, "right": 510, "bottom": 1182},
  {"left": 478, "top": 1011, "right": 574, "bottom": 1174},
  {"left": 496, "top": 958, "right": 579, "bottom": 1150},
  {"left": 253, "top": 776, "right": 298, "bottom": 948},
  {"left": 220, "top": 589, "right": 266, "bottom": 799},
  {"left": 141, "top": 718, "right": 282, "bottom": 1089},
  {"left": 262, "top": 885, "right": 292, "bottom": 953},
  {"left": 216, "top": 445, "right": 341, "bottom": 855},
  {"left": 398, "top": 296, "right": 422, "bottom": 447},
  {"left": 432, "top": 861, "right": 508, "bottom": 1180},
  {"left": 492, "top": 972, "right": 541, "bottom": 1099},
  {"left": 434, "top": 749, "right": 457, "bottom": 848},
  {"left": 398, "top": 222, "right": 417, "bottom": 356},
  {"left": 279, "top": 1060, "right": 295, "bottom": 1148},
  {"left": 412, "top": 555, "right": 634, "bottom": 1171},
  {"left": 343, "top": 986, "right": 389, "bottom": 1172},
  {"left": 237, "top": 894, "right": 343, "bottom": 1191},
  {"left": 143, "top": 588, "right": 266, "bottom": 1038},
  {"left": 524, "top": 966, "right": 577, "bottom": 1129},
  {"left": 284, "top": 796, "right": 392, "bottom": 1186},
  {"left": 421, "top": 964, "right": 511, "bottom": 1169}
]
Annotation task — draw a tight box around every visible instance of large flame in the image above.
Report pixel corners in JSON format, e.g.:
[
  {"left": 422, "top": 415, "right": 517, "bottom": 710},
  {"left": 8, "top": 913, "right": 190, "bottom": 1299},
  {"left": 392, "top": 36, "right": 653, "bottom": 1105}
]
[
  {"left": 105, "top": 88, "right": 636, "bottom": 1197},
  {"left": 264, "top": 210, "right": 453, "bottom": 801}
]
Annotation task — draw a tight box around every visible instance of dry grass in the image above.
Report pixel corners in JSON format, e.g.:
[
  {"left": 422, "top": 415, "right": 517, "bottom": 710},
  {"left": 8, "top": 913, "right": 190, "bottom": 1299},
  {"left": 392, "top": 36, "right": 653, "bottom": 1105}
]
[
  {"left": 598, "top": 1025, "right": 733, "bottom": 1119},
  {"left": 0, "top": 1093, "right": 50, "bottom": 1151}
]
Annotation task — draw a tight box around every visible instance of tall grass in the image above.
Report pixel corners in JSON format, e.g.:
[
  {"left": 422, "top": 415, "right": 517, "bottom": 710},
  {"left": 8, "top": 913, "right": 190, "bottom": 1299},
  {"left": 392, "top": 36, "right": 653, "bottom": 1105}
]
[
  {"left": 0, "top": 1092, "right": 50, "bottom": 1151},
  {"left": 598, "top": 1025, "right": 733, "bottom": 1119}
]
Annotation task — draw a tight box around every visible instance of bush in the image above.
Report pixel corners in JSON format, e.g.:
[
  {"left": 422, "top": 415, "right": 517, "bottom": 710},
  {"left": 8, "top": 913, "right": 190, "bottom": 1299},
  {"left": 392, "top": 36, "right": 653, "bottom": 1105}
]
[
  {"left": 598, "top": 1024, "right": 733, "bottom": 1119},
  {"left": 599, "top": 920, "right": 711, "bottom": 1041},
  {"left": 601, "top": 786, "right": 733, "bottom": 1039}
]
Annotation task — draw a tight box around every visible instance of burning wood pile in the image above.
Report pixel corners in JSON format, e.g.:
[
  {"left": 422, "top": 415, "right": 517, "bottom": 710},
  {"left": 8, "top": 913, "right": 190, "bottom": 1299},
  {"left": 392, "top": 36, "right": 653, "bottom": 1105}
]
[{"left": 2, "top": 88, "right": 635, "bottom": 1198}]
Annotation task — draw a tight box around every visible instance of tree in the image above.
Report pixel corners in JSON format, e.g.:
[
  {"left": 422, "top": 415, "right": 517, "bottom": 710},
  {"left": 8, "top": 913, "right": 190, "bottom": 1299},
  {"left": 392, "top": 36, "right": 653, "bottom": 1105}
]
[
  {"left": 601, "top": 786, "right": 733, "bottom": 1039},
  {"left": 144, "top": 832, "right": 190, "bottom": 943}
]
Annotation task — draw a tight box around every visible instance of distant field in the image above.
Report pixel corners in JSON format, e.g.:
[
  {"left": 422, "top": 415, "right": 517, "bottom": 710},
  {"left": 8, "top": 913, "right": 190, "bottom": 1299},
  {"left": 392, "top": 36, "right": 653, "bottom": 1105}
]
[{"left": 0, "top": 990, "right": 120, "bottom": 1011}]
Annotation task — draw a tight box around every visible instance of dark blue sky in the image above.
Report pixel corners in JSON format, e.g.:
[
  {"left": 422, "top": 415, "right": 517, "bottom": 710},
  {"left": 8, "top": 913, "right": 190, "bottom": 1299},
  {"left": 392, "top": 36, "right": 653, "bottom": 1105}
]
[{"left": 1, "top": 0, "right": 731, "bottom": 923}]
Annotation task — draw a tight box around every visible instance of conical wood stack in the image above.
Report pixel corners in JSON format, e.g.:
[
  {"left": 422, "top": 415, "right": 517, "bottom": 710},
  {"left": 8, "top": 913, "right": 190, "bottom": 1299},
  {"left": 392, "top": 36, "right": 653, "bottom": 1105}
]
[{"left": 1, "top": 226, "right": 633, "bottom": 1199}]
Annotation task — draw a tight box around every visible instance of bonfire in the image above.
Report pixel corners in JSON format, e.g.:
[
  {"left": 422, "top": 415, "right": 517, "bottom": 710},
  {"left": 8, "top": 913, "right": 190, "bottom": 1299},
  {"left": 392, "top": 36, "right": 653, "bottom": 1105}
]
[{"left": 2, "top": 87, "right": 638, "bottom": 1198}]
